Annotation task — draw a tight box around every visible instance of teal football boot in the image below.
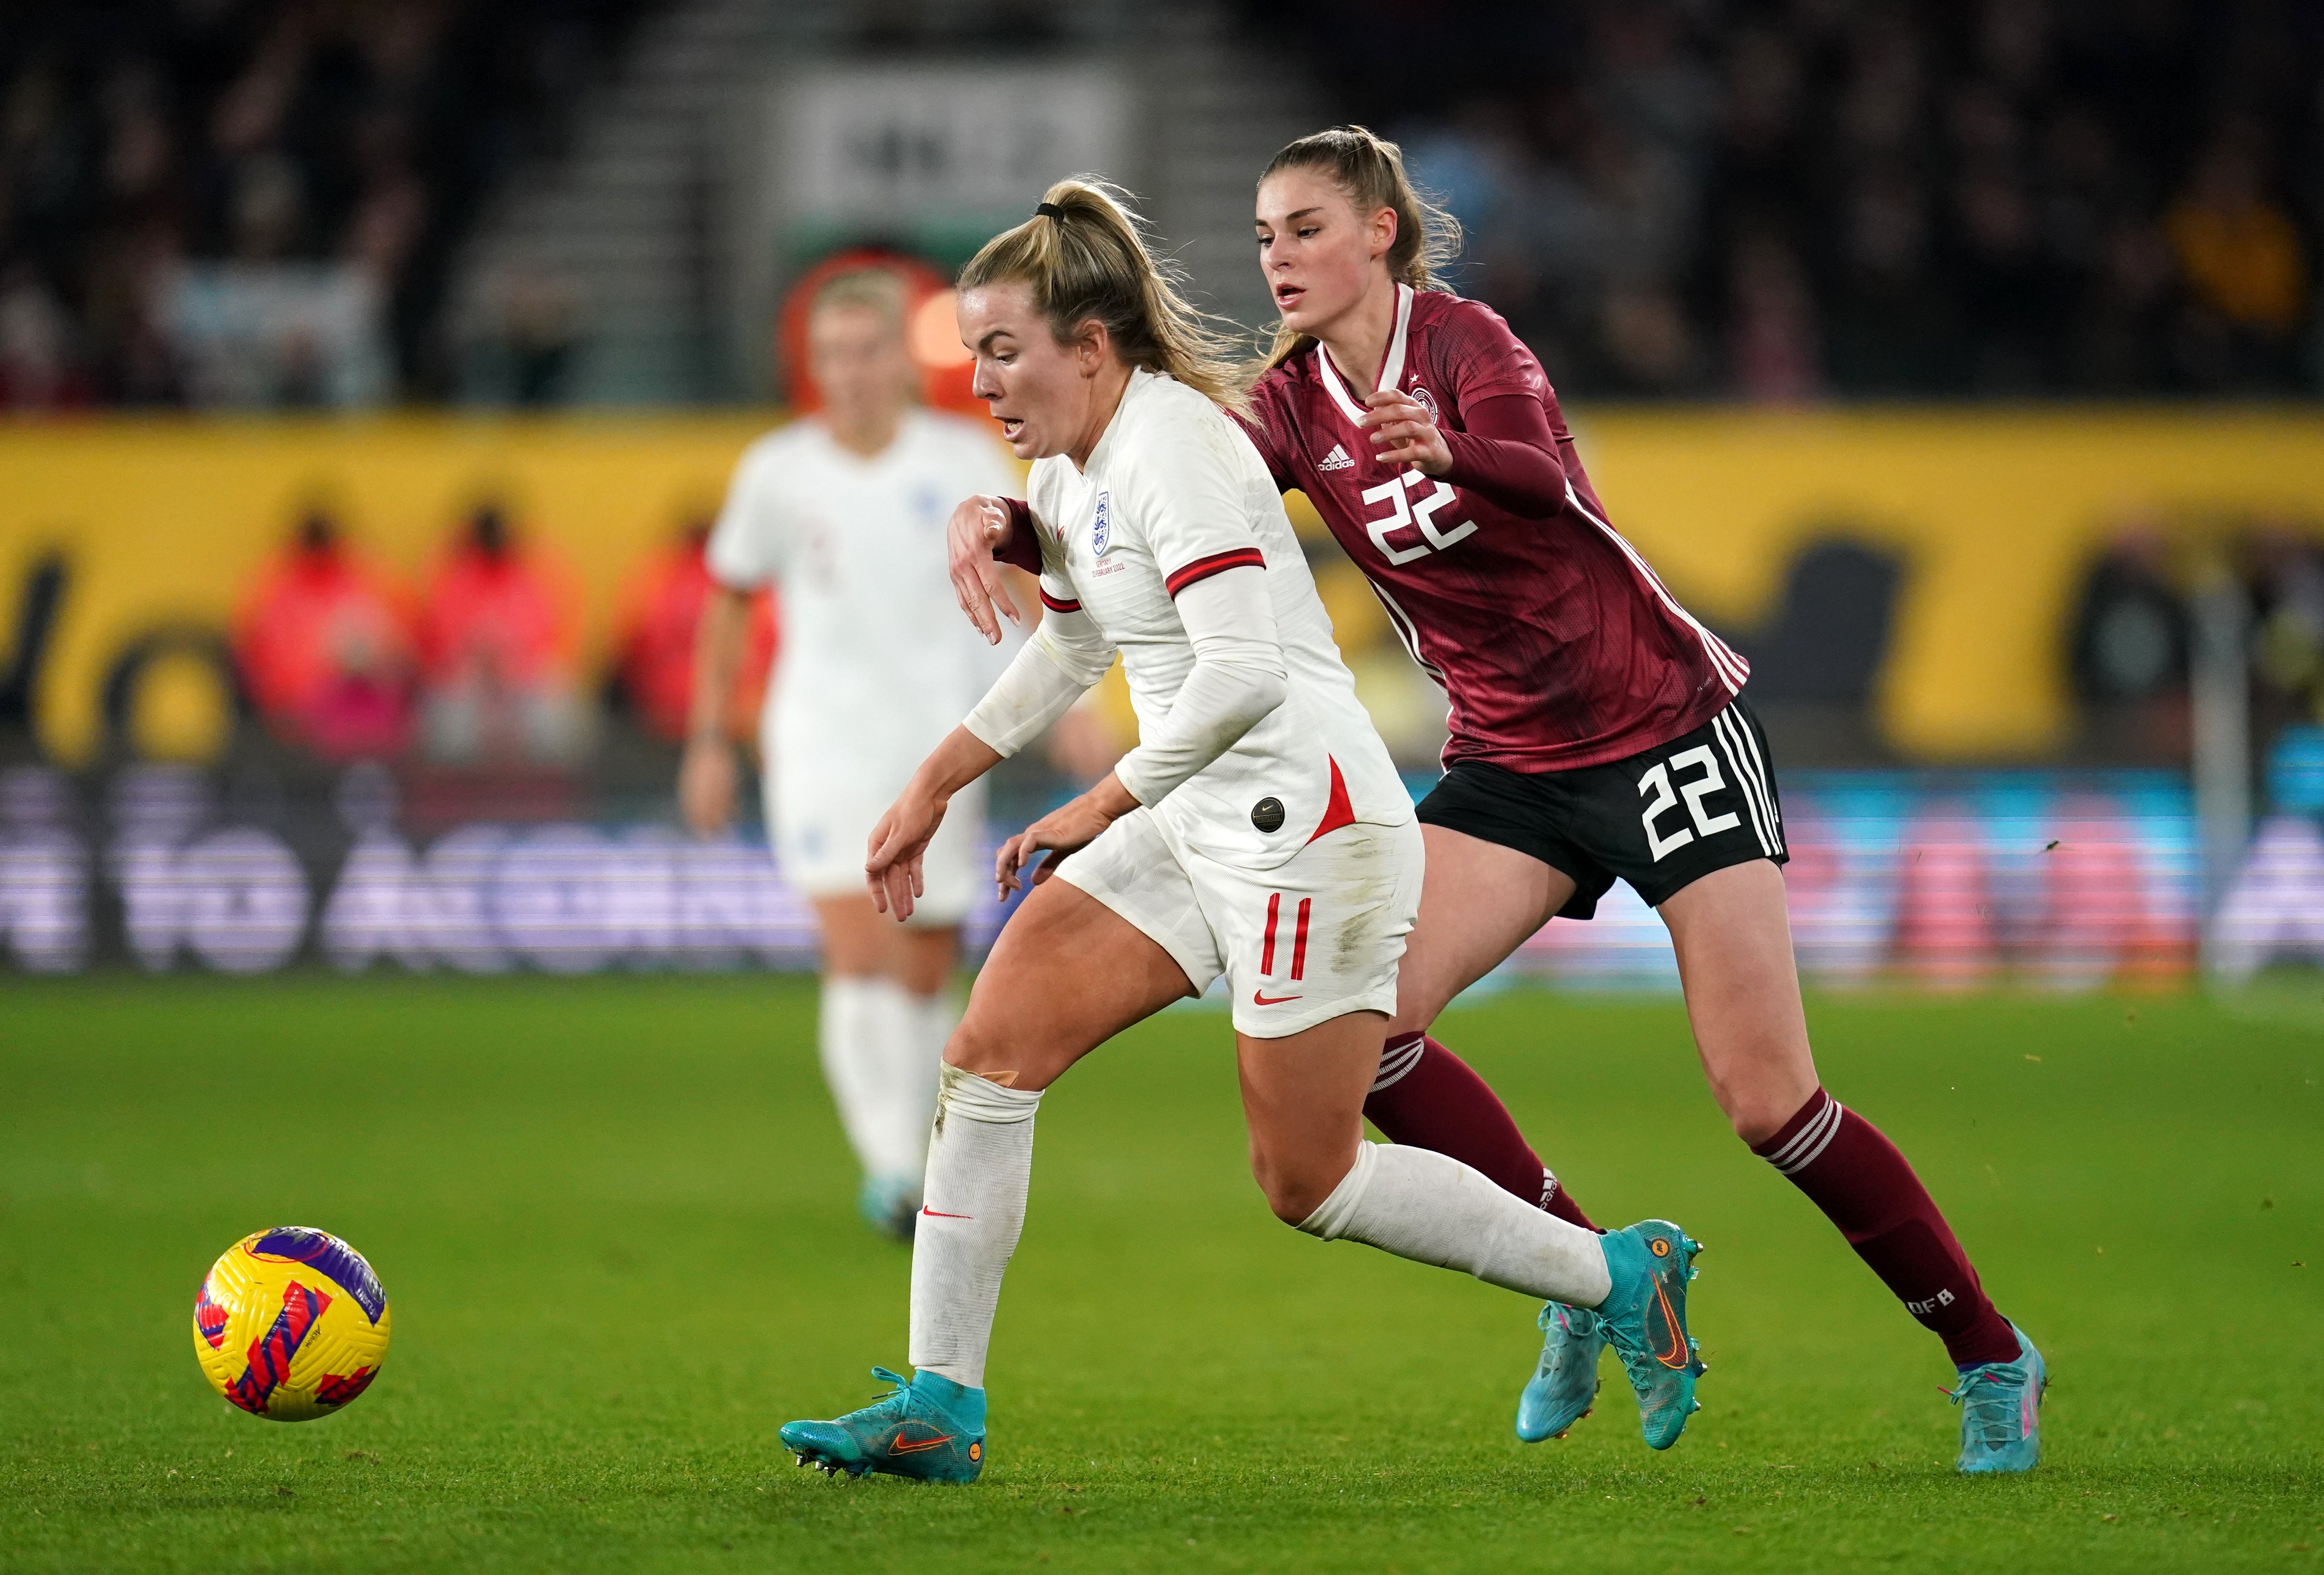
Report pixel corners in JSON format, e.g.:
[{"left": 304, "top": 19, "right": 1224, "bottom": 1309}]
[
  {"left": 1949, "top": 1326, "right": 2046, "bottom": 1475},
  {"left": 780, "top": 1367, "right": 986, "bottom": 1483},
  {"left": 859, "top": 1175, "right": 920, "bottom": 1241},
  {"left": 1593, "top": 1220, "right": 1706, "bottom": 1450},
  {"left": 1515, "top": 1301, "right": 1605, "bottom": 1442}
]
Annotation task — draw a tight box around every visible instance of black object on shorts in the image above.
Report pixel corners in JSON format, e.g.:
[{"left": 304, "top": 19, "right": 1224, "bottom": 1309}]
[{"left": 1415, "top": 695, "right": 1788, "bottom": 920}]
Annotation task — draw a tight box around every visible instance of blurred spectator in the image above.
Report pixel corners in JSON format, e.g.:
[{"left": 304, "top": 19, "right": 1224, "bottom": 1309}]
[
  {"left": 609, "top": 516, "right": 777, "bottom": 746},
  {"left": 416, "top": 501, "right": 587, "bottom": 766},
  {"left": 0, "top": 2, "right": 650, "bottom": 406},
  {"left": 1725, "top": 229, "right": 1820, "bottom": 402},
  {"left": 2066, "top": 220, "right": 2182, "bottom": 393},
  {"left": 2246, "top": 520, "right": 2324, "bottom": 727},
  {"left": 1953, "top": 162, "right": 2058, "bottom": 393},
  {"left": 1824, "top": 164, "right": 1965, "bottom": 395},
  {"left": 1597, "top": 284, "right": 1705, "bottom": 395},
  {"left": 2069, "top": 524, "right": 2189, "bottom": 703},
  {"left": 13, "top": 3, "right": 2324, "bottom": 405},
  {"left": 0, "top": 267, "right": 94, "bottom": 410},
  {"left": 1251, "top": 0, "right": 2324, "bottom": 400},
  {"left": 233, "top": 505, "right": 418, "bottom": 761},
  {"left": 502, "top": 268, "right": 580, "bottom": 407},
  {"left": 164, "top": 262, "right": 387, "bottom": 408},
  {"left": 458, "top": 265, "right": 582, "bottom": 407},
  {"left": 2065, "top": 519, "right": 2190, "bottom": 761},
  {"left": 2163, "top": 121, "right": 2308, "bottom": 390}
]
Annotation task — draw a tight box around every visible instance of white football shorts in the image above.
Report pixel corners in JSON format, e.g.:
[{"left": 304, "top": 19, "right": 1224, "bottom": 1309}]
[
  {"left": 766, "top": 762, "right": 986, "bottom": 927},
  {"left": 1058, "top": 806, "right": 1423, "bottom": 1038}
]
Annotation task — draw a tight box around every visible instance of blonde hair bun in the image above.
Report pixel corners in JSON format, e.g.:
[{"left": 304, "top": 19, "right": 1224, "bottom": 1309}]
[{"left": 960, "top": 178, "right": 1250, "bottom": 413}]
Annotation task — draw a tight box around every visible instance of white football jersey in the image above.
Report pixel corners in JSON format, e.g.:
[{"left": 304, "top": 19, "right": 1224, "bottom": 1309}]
[
  {"left": 1026, "top": 369, "right": 1411, "bottom": 870},
  {"left": 708, "top": 410, "right": 1021, "bottom": 777}
]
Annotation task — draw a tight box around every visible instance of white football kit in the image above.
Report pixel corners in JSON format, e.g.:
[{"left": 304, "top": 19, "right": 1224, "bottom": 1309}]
[
  {"left": 709, "top": 409, "right": 1020, "bottom": 923},
  {"left": 963, "top": 369, "right": 1420, "bottom": 1037}
]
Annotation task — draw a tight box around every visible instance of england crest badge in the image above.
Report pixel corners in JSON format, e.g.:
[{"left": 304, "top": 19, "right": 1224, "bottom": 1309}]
[{"left": 1092, "top": 490, "right": 1112, "bottom": 557}]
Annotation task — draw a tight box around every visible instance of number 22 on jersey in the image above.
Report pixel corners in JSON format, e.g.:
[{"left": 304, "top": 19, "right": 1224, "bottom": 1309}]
[{"left": 1361, "top": 469, "right": 1478, "bottom": 566}]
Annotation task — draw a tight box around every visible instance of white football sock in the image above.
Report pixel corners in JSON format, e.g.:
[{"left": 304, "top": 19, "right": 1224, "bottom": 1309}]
[
  {"left": 908, "top": 1065, "right": 1041, "bottom": 1389},
  {"left": 816, "top": 976, "right": 923, "bottom": 1181},
  {"left": 1298, "top": 1141, "right": 1613, "bottom": 1308},
  {"left": 894, "top": 987, "right": 958, "bottom": 1158}
]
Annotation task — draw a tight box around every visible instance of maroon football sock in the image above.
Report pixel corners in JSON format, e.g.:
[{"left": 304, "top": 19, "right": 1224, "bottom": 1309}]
[
  {"left": 1753, "top": 1087, "right": 2019, "bottom": 1367},
  {"left": 1364, "top": 1032, "right": 1601, "bottom": 1232}
]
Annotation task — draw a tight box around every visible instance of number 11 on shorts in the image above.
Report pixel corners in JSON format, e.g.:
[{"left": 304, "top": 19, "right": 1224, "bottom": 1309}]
[{"left": 1254, "top": 892, "right": 1309, "bottom": 1005}]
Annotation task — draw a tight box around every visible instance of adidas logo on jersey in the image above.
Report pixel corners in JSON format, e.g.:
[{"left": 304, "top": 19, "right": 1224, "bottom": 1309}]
[{"left": 1317, "top": 444, "right": 1354, "bottom": 471}]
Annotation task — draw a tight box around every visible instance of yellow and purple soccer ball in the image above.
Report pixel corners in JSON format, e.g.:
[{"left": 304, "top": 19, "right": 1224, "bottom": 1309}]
[{"left": 193, "top": 1227, "right": 391, "bottom": 1422}]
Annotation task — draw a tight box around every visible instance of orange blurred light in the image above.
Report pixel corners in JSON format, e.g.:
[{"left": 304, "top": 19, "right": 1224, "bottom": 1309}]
[
  {"left": 777, "top": 249, "right": 980, "bottom": 414},
  {"left": 911, "top": 289, "right": 973, "bottom": 369}
]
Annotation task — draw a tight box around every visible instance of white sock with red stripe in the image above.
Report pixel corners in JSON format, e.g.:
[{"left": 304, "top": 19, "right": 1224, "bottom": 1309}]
[
  {"left": 1297, "top": 1141, "right": 1613, "bottom": 1307},
  {"left": 908, "top": 1065, "right": 1042, "bottom": 1389}
]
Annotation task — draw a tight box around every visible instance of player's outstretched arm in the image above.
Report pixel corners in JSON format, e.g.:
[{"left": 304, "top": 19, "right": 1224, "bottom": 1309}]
[
  {"left": 866, "top": 726, "right": 1005, "bottom": 922},
  {"left": 946, "top": 492, "right": 1027, "bottom": 645},
  {"left": 677, "top": 584, "right": 753, "bottom": 835},
  {"left": 994, "top": 772, "right": 1139, "bottom": 898},
  {"left": 882, "top": 599, "right": 1117, "bottom": 918}
]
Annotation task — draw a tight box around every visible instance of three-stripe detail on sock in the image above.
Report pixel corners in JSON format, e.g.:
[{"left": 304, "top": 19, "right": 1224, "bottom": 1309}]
[
  {"left": 1764, "top": 1090, "right": 1844, "bottom": 1175},
  {"left": 1371, "top": 1031, "right": 1426, "bottom": 1094}
]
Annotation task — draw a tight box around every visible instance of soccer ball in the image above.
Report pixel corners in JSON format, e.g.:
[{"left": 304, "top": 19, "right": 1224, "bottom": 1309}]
[{"left": 193, "top": 1227, "right": 391, "bottom": 1422}]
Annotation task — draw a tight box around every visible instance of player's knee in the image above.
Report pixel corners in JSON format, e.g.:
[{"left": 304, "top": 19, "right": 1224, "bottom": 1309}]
[
  {"left": 1702, "top": 1053, "right": 1817, "bottom": 1147},
  {"left": 1258, "top": 1175, "right": 1327, "bottom": 1227},
  {"left": 942, "top": 1013, "right": 1013, "bottom": 1081},
  {"left": 1247, "top": 1145, "right": 1340, "bottom": 1227},
  {"left": 1718, "top": 1088, "right": 1797, "bottom": 1147}
]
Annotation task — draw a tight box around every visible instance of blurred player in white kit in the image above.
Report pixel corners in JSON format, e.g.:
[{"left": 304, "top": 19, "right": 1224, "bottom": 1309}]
[{"left": 680, "top": 268, "right": 1099, "bottom": 1237}]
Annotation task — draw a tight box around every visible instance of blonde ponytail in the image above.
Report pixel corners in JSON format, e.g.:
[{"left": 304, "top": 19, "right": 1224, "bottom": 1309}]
[
  {"left": 960, "top": 178, "right": 1250, "bottom": 414},
  {"left": 1255, "top": 126, "right": 1464, "bottom": 371}
]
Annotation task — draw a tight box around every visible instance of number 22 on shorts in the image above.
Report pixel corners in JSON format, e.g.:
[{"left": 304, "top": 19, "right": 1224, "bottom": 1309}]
[
  {"left": 1252, "top": 891, "right": 1311, "bottom": 1005},
  {"left": 1637, "top": 745, "right": 1741, "bottom": 861}
]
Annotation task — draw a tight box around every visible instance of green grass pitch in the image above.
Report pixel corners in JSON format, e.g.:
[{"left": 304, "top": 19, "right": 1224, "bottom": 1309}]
[{"left": 2, "top": 975, "right": 2319, "bottom": 1573}]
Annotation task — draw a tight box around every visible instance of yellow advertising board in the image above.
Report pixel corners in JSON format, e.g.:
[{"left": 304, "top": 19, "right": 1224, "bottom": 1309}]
[
  {"left": 1, "top": 407, "right": 2319, "bottom": 767},
  {"left": 1573, "top": 407, "right": 2324, "bottom": 758}
]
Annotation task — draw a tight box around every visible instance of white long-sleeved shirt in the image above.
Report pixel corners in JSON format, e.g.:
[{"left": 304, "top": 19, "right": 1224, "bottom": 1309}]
[
  {"left": 963, "top": 369, "right": 1409, "bottom": 871},
  {"left": 708, "top": 409, "right": 1021, "bottom": 783}
]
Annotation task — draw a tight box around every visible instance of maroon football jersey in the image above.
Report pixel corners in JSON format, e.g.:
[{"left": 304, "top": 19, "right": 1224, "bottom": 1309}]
[{"left": 1240, "top": 284, "right": 1745, "bottom": 773}]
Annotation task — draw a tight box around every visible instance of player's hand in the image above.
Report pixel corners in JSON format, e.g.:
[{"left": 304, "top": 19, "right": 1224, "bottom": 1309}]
[
  {"left": 865, "top": 788, "right": 946, "bottom": 922},
  {"left": 993, "top": 775, "right": 1137, "bottom": 898},
  {"left": 678, "top": 737, "right": 737, "bottom": 835},
  {"left": 948, "top": 493, "right": 1024, "bottom": 646},
  {"left": 1359, "top": 388, "right": 1451, "bottom": 476}
]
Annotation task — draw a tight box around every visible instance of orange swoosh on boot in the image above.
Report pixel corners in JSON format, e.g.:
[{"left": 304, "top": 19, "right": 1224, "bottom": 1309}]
[{"left": 1651, "top": 1279, "right": 1688, "bottom": 1368}]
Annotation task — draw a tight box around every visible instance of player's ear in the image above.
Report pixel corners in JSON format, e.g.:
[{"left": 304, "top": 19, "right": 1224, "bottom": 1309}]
[
  {"left": 1371, "top": 205, "right": 1398, "bottom": 262},
  {"left": 1070, "top": 317, "right": 1109, "bottom": 377}
]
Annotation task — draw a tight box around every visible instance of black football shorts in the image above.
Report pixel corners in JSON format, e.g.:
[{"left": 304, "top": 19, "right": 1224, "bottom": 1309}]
[{"left": 1415, "top": 695, "right": 1788, "bottom": 920}]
